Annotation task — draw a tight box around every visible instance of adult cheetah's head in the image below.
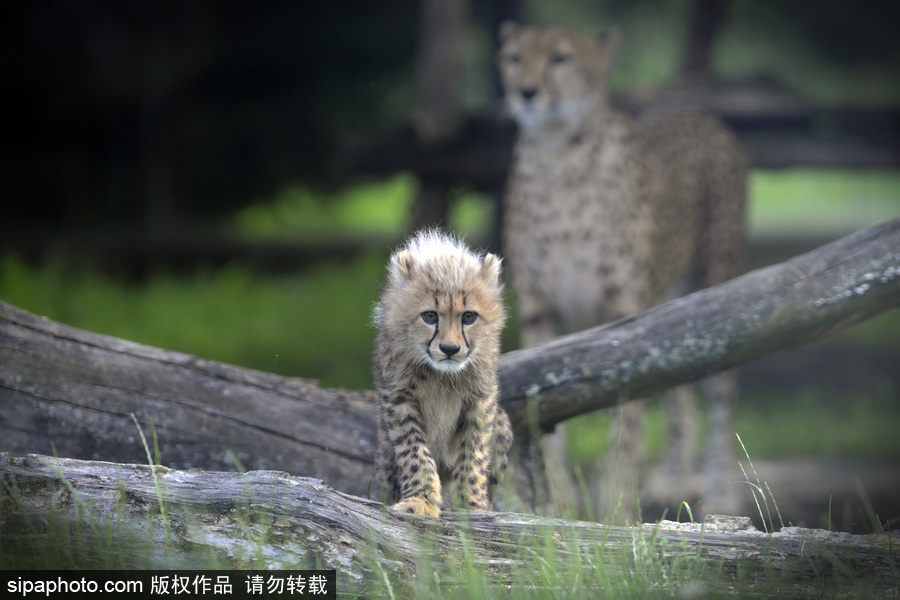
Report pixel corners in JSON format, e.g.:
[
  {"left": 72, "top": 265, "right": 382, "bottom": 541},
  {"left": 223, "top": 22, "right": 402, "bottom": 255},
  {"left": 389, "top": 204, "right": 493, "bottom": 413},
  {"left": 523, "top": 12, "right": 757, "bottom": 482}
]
[{"left": 496, "top": 22, "right": 622, "bottom": 133}]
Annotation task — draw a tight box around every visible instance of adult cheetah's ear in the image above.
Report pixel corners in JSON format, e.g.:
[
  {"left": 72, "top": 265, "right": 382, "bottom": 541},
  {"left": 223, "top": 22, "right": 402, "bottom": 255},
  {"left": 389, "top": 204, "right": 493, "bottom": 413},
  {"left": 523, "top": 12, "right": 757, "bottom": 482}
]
[
  {"left": 499, "top": 20, "right": 518, "bottom": 42},
  {"left": 598, "top": 28, "right": 624, "bottom": 48},
  {"left": 480, "top": 253, "right": 502, "bottom": 287},
  {"left": 596, "top": 28, "right": 623, "bottom": 76},
  {"left": 390, "top": 249, "right": 415, "bottom": 281}
]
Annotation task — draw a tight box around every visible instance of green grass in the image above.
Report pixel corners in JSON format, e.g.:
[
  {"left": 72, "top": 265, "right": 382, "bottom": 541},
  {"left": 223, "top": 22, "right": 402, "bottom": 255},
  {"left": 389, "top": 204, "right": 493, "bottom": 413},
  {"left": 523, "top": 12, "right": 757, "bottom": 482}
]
[
  {"left": 735, "top": 390, "right": 900, "bottom": 461},
  {"left": 231, "top": 172, "right": 496, "bottom": 245},
  {"left": 566, "top": 403, "right": 668, "bottom": 472},
  {"left": 748, "top": 169, "right": 900, "bottom": 237},
  {"left": 233, "top": 175, "right": 415, "bottom": 241},
  {"left": 233, "top": 168, "right": 900, "bottom": 243},
  {"left": 567, "top": 379, "right": 900, "bottom": 469},
  {"left": 0, "top": 253, "right": 384, "bottom": 390},
  {"left": 0, "top": 174, "right": 503, "bottom": 390}
]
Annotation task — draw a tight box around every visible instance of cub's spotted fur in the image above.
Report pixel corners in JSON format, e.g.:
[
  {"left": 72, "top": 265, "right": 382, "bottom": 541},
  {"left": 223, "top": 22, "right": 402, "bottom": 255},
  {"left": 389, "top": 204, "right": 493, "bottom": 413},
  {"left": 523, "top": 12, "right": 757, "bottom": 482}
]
[
  {"left": 373, "top": 230, "right": 513, "bottom": 517},
  {"left": 497, "top": 23, "right": 747, "bottom": 518}
]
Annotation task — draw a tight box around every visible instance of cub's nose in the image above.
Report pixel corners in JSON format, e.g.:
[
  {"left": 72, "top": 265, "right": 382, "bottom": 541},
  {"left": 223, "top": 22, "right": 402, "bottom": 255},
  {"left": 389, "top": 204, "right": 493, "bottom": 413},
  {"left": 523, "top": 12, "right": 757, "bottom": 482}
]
[
  {"left": 439, "top": 343, "right": 460, "bottom": 357},
  {"left": 520, "top": 87, "right": 538, "bottom": 101}
]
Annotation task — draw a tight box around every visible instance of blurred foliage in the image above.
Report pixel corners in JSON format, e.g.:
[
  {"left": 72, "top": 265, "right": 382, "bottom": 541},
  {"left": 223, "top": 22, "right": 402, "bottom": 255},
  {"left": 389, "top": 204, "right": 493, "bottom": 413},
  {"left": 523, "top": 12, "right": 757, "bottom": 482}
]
[
  {"left": 233, "top": 175, "right": 416, "bottom": 241},
  {"left": 735, "top": 388, "right": 900, "bottom": 461},
  {"left": 568, "top": 377, "right": 900, "bottom": 468},
  {"left": 0, "top": 173, "right": 502, "bottom": 390},
  {"left": 5, "top": 1, "right": 899, "bottom": 235},
  {"left": 4, "top": 1, "right": 420, "bottom": 231},
  {"left": 519, "top": 0, "right": 900, "bottom": 105},
  {"left": 231, "top": 168, "right": 900, "bottom": 247},
  {"left": 231, "top": 172, "right": 496, "bottom": 244},
  {"left": 749, "top": 169, "right": 900, "bottom": 236},
  {"left": 716, "top": 1, "right": 900, "bottom": 106},
  {"left": 0, "top": 253, "right": 383, "bottom": 390}
]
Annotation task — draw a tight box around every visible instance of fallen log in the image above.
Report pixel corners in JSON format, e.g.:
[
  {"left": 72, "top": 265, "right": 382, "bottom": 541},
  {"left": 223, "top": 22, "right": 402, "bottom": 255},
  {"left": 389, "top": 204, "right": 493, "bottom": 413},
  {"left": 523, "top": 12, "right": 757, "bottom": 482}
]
[
  {"left": 1, "top": 454, "right": 896, "bottom": 595},
  {"left": 500, "top": 217, "right": 900, "bottom": 430},
  {"left": 1, "top": 220, "right": 898, "bottom": 499}
]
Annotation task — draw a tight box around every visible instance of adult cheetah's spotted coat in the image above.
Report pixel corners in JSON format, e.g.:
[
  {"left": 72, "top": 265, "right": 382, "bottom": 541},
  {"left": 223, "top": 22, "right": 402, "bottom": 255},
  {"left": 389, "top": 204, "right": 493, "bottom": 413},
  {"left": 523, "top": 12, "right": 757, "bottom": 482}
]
[{"left": 497, "top": 23, "right": 747, "bottom": 518}]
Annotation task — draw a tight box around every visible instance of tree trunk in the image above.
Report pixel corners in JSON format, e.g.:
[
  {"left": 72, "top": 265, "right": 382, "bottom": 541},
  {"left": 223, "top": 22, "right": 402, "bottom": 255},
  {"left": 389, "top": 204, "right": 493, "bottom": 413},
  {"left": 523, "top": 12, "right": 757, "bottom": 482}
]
[
  {"left": 1, "top": 220, "right": 898, "bottom": 501},
  {"left": 681, "top": 0, "right": 726, "bottom": 81},
  {"left": 411, "top": 0, "right": 468, "bottom": 230},
  {"left": 413, "top": 0, "right": 467, "bottom": 145},
  {"left": 2, "top": 453, "right": 896, "bottom": 595}
]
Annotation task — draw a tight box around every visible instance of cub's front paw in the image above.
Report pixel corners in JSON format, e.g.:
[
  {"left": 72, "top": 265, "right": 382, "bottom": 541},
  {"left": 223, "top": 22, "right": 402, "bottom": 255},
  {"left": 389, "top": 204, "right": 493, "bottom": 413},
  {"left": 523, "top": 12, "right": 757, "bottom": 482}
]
[{"left": 391, "top": 497, "right": 440, "bottom": 517}]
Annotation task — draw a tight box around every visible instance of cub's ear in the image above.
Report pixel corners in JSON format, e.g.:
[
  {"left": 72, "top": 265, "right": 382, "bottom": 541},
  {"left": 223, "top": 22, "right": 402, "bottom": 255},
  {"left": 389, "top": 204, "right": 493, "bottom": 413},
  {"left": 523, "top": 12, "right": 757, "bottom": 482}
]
[
  {"left": 389, "top": 249, "right": 415, "bottom": 281},
  {"left": 499, "top": 20, "right": 518, "bottom": 42},
  {"left": 480, "top": 253, "right": 502, "bottom": 287}
]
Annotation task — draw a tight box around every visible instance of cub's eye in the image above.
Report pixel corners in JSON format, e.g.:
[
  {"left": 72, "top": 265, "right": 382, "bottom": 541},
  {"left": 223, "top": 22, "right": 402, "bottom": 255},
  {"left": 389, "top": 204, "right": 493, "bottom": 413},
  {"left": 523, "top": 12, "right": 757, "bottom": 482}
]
[
  {"left": 461, "top": 311, "right": 478, "bottom": 325},
  {"left": 504, "top": 52, "right": 520, "bottom": 65},
  {"left": 421, "top": 311, "right": 438, "bottom": 324},
  {"left": 550, "top": 52, "right": 571, "bottom": 66}
]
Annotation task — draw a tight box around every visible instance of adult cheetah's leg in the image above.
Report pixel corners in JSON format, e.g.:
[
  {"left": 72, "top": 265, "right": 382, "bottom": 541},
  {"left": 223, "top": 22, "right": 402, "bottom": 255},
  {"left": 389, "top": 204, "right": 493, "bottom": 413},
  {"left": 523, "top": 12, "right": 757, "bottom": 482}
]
[
  {"left": 660, "top": 384, "right": 700, "bottom": 483},
  {"left": 514, "top": 290, "right": 581, "bottom": 515},
  {"left": 598, "top": 399, "right": 645, "bottom": 523},
  {"left": 639, "top": 384, "right": 702, "bottom": 510},
  {"left": 696, "top": 127, "right": 745, "bottom": 515},
  {"left": 699, "top": 371, "right": 742, "bottom": 515}
]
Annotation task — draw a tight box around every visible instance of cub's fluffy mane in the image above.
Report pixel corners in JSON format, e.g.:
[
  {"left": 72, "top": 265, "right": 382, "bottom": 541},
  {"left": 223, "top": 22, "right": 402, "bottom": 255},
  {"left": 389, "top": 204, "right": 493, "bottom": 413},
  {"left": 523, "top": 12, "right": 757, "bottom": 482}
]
[
  {"left": 396, "top": 229, "right": 478, "bottom": 264},
  {"left": 390, "top": 229, "right": 493, "bottom": 281}
]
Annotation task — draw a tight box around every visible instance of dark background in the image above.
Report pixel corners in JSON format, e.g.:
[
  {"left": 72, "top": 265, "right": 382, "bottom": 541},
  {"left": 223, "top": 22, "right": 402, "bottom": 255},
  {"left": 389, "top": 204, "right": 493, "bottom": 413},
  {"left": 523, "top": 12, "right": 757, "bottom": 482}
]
[{"left": 3, "top": 0, "right": 899, "bottom": 241}]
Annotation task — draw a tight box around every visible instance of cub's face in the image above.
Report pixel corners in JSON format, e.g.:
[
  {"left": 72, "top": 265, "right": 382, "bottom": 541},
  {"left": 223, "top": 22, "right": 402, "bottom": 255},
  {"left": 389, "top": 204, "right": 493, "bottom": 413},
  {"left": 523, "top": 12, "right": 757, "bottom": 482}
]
[
  {"left": 496, "top": 23, "right": 621, "bottom": 132},
  {"left": 379, "top": 240, "right": 505, "bottom": 375},
  {"left": 417, "top": 295, "right": 490, "bottom": 373}
]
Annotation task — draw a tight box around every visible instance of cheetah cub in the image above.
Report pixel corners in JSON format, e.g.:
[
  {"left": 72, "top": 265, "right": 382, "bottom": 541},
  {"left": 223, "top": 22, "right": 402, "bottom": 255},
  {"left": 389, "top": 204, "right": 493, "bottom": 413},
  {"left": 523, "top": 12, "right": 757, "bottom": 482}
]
[{"left": 373, "top": 230, "right": 513, "bottom": 517}]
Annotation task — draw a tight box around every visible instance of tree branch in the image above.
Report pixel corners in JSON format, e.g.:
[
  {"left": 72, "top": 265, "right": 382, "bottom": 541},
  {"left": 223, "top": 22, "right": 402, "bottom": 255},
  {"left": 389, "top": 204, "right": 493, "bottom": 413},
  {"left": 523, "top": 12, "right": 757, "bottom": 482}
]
[{"left": 500, "top": 218, "right": 900, "bottom": 432}]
